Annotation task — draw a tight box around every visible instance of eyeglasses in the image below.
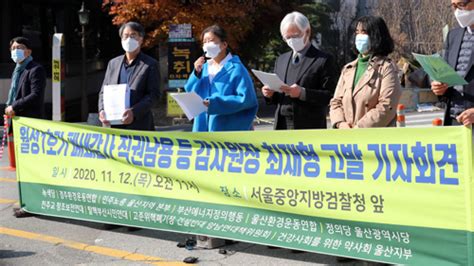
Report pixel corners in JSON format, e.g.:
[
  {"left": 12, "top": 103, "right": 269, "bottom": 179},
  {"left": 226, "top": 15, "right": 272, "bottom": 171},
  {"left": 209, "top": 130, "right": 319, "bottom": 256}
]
[
  {"left": 283, "top": 34, "right": 304, "bottom": 41},
  {"left": 121, "top": 33, "right": 139, "bottom": 40},
  {"left": 450, "top": 0, "right": 472, "bottom": 10}
]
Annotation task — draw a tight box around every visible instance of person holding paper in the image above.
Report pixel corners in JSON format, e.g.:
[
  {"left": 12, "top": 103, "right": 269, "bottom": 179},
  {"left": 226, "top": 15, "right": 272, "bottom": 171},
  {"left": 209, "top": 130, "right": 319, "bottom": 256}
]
[
  {"left": 185, "top": 25, "right": 258, "bottom": 132},
  {"left": 430, "top": 0, "right": 474, "bottom": 126},
  {"left": 98, "top": 22, "right": 160, "bottom": 130},
  {"left": 329, "top": 16, "right": 401, "bottom": 128},
  {"left": 261, "top": 11, "right": 337, "bottom": 130}
]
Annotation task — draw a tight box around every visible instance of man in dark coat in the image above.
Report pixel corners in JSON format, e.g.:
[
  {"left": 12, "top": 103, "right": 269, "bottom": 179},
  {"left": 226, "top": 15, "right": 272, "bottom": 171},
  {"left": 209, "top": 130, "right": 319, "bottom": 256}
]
[
  {"left": 431, "top": 0, "right": 474, "bottom": 126},
  {"left": 6, "top": 36, "right": 46, "bottom": 218},
  {"left": 5, "top": 37, "right": 46, "bottom": 119},
  {"left": 98, "top": 21, "right": 160, "bottom": 131},
  {"left": 261, "top": 11, "right": 337, "bottom": 130}
]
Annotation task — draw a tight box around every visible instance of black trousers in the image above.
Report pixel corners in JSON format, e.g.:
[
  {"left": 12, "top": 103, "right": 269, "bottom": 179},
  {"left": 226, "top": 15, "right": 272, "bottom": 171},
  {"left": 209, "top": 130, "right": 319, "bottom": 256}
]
[{"left": 276, "top": 114, "right": 295, "bottom": 130}]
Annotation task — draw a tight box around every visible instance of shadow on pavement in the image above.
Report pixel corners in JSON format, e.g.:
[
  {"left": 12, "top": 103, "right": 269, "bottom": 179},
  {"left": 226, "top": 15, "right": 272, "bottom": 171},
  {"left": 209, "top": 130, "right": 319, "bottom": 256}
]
[
  {"left": 32, "top": 215, "right": 391, "bottom": 266},
  {"left": 0, "top": 250, "right": 36, "bottom": 259}
]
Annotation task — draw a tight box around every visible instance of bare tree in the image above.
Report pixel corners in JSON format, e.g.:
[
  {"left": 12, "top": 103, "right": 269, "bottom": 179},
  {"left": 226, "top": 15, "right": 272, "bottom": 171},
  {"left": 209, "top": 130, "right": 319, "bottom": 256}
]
[
  {"left": 372, "top": 0, "right": 454, "bottom": 61},
  {"left": 330, "top": 0, "right": 358, "bottom": 66}
]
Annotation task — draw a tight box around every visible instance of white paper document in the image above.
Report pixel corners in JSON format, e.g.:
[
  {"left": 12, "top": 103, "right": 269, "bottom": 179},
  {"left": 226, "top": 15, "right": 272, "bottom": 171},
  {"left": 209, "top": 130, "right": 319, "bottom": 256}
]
[
  {"left": 103, "top": 84, "right": 130, "bottom": 125},
  {"left": 170, "top": 92, "right": 207, "bottom": 120},
  {"left": 251, "top": 69, "right": 284, "bottom": 92}
]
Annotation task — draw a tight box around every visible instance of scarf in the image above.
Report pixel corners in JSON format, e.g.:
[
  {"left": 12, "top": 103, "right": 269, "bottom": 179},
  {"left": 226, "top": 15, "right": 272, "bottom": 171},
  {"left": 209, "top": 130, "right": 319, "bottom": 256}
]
[{"left": 6, "top": 56, "right": 33, "bottom": 106}]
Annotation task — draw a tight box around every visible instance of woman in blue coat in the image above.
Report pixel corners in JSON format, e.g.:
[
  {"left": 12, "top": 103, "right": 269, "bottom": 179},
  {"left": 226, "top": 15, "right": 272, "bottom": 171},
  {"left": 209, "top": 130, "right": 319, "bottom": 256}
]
[{"left": 185, "top": 25, "right": 258, "bottom": 132}]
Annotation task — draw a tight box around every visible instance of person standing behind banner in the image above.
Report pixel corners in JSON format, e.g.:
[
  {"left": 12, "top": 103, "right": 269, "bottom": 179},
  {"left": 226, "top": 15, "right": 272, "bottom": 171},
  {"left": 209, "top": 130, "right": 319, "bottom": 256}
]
[
  {"left": 185, "top": 25, "right": 258, "bottom": 132},
  {"left": 329, "top": 16, "right": 401, "bottom": 129},
  {"left": 431, "top": 0, "right": 474, "bottom": 126},
  {"left": 185, "top": 24, "right": 258, "bottom": 247},
  {"left": 97, "top": 22, "right": 159, "bottom": 231},
  {"left": 98, "top": 21, "right": 160, "bottom": 131},
  {"left": 5, "top": 37, "right": 46, "bottom": 218},
  {"left": 5, "top": 37, "right": 46, "bottom": 120},
  {"left": 261, "top": 11, "right": 337, "bottom": 130}
]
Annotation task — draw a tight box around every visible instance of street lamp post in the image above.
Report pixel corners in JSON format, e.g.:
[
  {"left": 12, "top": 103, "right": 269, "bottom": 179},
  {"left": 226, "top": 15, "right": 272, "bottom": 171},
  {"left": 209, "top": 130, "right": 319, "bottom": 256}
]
[{"left": 78, "top": 1, "right": 90, "bottom": 121}]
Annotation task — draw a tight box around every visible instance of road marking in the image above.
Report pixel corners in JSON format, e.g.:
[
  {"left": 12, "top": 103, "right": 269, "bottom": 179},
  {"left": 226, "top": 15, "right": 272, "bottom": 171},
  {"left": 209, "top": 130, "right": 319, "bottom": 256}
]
[
  {"left": 0, "top": 198, "right": 18, "bottom": 204},
  {"left": 0, "top": 227, "right": 186, "bottom": 265},
  {"left": 0, "top": 177, "right": 16, "bottom": 183}
]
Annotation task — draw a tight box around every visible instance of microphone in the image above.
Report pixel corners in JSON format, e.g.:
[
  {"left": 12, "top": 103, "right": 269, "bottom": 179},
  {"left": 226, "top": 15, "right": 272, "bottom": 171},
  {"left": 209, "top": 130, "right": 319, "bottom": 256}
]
[{"left": 203, "top": 51, "right": 210, "bottom": 60}]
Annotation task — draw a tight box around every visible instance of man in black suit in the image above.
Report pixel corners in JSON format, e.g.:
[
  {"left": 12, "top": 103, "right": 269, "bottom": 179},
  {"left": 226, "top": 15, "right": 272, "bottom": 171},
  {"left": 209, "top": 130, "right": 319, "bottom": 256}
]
[
  {"left": 5, "top": 37, "right": 46, "bottom": 119},
  {"left": 431, "top": 0, "right": 474, "bottom": 126},
  {"left": 261, "top": 11, "right": 337, "bottom": 130},
  {"left": 98, "top": 21, "right": 160, "bottom": 131}
]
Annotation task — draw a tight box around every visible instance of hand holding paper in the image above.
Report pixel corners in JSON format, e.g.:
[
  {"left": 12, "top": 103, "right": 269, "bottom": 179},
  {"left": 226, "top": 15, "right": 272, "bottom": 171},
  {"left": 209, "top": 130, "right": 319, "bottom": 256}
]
[
  {"left": 413, "top": 53, "right": 468, "bottom": 87},
  {"left": 170, "top": 92, "right": 208, "bottom": 120},
  {"left": 121, "top": 109, "right": 134, "bottom": 125},
  {"left": 431, "top": 81, "right": 449, "bottom": 96},
  {"left": 251, "top": 69, "right": 284, "bottom": 92}
]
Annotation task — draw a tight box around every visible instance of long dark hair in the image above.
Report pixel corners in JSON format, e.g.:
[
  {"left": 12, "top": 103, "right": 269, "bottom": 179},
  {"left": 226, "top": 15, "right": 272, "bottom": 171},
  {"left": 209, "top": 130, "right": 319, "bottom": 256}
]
[{"left": 351, "top": 16, "right": 394, "bottom": 57}]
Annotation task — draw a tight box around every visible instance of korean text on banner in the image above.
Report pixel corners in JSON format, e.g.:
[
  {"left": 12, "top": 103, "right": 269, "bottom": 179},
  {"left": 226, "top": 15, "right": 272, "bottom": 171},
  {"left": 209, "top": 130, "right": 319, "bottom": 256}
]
[{"left": 12, "top": 117, "right": 474, "bottom": 265}]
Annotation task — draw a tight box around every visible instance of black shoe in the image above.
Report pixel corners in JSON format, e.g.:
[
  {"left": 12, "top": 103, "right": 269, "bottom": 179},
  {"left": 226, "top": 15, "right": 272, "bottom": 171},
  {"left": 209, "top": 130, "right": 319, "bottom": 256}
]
[
  {"left": 266, "top": 246, "right": 281, "bottom": 249},
  {"left": 336, "top": 256, "right": 358, "bottom": 262},
  {"left": 290, "top": 249, "right": 305, "bottom": 254},
  {"left": 102, "top": 224, "right": 121, "bottom": 230},
  {"left": 183, "top": 256, "right": 198, "bottom": 264},
  {"left": 13, "top": 207, "right": 34, "bottom": 218}
]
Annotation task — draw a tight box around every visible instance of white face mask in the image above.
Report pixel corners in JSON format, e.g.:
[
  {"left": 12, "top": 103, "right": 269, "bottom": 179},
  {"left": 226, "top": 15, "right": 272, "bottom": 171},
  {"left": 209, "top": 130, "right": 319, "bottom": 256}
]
[
  {"left": 286, "top": 36, "right": 306, "bottom": 52},
  {"left": 11, "top": 49, "right": 26, "bottom": 63},
  {"left": 455, "top": 8, "right": 474, "bottom": 28},
  {"left": 121, "top": 37, "right": 140, "bottom": 53},
  {"left": 203, "top": 42, "right": 221, "bottom": 59},
  {"left": 355, "top": 34, "right": 370, "bottom": 54}
]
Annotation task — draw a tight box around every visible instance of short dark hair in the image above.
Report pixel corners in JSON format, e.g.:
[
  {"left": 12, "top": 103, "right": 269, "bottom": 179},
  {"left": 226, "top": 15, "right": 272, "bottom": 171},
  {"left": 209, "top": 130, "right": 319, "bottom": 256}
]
[
  {"left": 201, "top": 25, "right": 227, "bottom": 42},
  {"left": 119, "top": 21, "right": 145, "bottom": 38},
  {"left": 10, "top": 37, "right": 31, "bottom": 49},
  {"left": 351, "top": 16, "right": 394, "bottom": 57}
]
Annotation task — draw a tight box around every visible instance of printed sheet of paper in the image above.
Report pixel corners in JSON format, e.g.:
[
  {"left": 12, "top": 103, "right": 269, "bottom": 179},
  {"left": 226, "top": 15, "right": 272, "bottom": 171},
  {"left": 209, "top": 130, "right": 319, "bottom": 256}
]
[
  {"left": 103, "top": 84, "right": 130, "bottom": 125},
  {"left": 170, "top": 92, "right": 207, "bottom": 120},
  {"left": 251, "top": 69, "right": 284, "bottom": 92},
  {"left": 413, "top": 53, "right": 468, "bottom": 87}
]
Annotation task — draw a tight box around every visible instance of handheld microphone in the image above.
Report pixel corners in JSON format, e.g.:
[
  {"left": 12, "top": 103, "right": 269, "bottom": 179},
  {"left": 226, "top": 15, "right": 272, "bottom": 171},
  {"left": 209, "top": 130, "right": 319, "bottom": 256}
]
[{"left": 203, "top": 51, "right": 210, "bottom": 60}]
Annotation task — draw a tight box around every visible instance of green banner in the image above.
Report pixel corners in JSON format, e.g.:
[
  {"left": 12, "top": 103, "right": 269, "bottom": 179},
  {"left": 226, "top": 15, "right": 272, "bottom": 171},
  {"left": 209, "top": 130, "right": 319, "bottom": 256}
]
[{"left": 13, "top": 117, "right": 474, "bottom": 265}]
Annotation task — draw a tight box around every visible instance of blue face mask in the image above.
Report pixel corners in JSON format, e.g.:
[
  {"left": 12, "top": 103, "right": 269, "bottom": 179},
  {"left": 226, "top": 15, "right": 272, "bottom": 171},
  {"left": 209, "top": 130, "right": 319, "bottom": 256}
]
[
  {"left": 11, "top": 49, "right": 26, "bottom": 63},
  {"left": 355, "top": 34, "right": 370, "bottom": 54}
]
